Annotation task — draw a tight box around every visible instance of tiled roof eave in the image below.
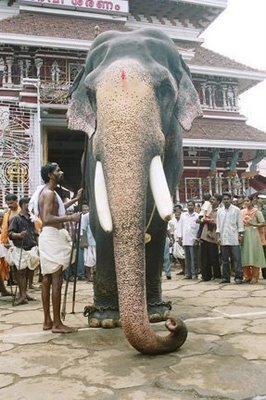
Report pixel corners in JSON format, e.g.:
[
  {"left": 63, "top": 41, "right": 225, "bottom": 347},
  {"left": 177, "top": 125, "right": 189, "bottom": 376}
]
[
  {"left": 183, "top": 137, "right": 266, "bottom": 150},
  {"left": 183, "top": 118, "right": 266, "bottom": 149},
  {"left": 179, "top": 0, "right": 227, "bottom": 8},
  {"left": 189, "top": 64, "right": 266, "bottom": 82},
  {"left": 0, "top": 32, "right": 94, "bottom": 50}
]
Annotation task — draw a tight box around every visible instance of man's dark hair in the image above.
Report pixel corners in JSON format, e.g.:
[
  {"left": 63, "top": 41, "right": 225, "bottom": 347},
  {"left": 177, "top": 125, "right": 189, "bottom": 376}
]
[
  {"left": 222, "top": 192, "right": 232, "bottom": 199},
  {"left": 247, "top": 194, "right": 255, "bottom": 201},
  {"left": 19, "top": 197, "right": 30, "bottom": 207},
  {"left": 174, "top": 204, "right": 182, "bottom": 211},
  {"left": 203, "top": 192, "right": 211, "bottom": 201},
  {"left": 5, "top": 193, "right": 17, "bottom": 202},
  {"left": 187, "top": 200, "right": 195, "bottom": 206},
  {"left": 214, "top": 193, "right": 222, "bottom": 203},
  {"left": 41, "top": 162, "right": 59, "bottom": 183}
]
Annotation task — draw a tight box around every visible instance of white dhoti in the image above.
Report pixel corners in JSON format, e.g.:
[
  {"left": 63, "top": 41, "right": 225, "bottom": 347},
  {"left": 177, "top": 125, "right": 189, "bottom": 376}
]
[
  {"left": 84, "top": 246, "right": 96, "bottom": 268},
  {"left": 39, "top": 226, "right": 73, "bottom": 275},
  {"left": 6, "top": 246, "right": 39, "bottom": 271},
  {"left": 0, "top": 243, "right": 7, "bottom": 259}
]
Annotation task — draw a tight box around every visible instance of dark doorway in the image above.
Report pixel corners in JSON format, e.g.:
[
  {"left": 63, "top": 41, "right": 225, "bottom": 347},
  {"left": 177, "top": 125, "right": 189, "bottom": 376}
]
[{"left": 47, "top": 127, "right": 85, "bottom": 193}]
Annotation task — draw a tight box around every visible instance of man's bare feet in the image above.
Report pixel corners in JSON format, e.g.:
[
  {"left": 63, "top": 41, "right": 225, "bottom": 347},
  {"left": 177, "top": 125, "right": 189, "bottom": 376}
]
[
  {"left": 43, "top": 321, "right": 53, "bottom": 331},
  {"left": 52, "top": 323, "right": 78, "bottom": 334}
]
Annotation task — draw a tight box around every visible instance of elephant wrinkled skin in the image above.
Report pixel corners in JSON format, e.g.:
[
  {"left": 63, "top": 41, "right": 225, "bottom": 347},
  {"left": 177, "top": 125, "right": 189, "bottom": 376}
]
[{"left": 68, "top": 28, "right": 202, "bottom": 355}]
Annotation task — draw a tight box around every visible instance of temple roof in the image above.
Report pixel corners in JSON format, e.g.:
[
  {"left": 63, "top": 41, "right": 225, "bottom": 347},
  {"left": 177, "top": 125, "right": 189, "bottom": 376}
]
[
  {"left": 0, "top": 12, "right": 130, "bottom": 40},
  {"left": 185, "top": 118, "right": 266, "bottom": 142},
  {"left": 128, "top": 0, "right": 224, "bottom": 30},
  {"left": 190, "top": 46, "right": 260, "bottom": 73},
  {"left": 3, "top": 0, "right": 226, "bottom": 32}
]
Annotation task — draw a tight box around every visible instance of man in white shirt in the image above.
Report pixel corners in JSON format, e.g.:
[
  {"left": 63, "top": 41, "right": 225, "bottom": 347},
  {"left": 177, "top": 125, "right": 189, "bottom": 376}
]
[
  {"left": 216, "top": 192, "right": 244, "bottom": 284},
  {"left": 179, "top": 201, "right": 199, "bottom": 279},
  {"left": 169, "top": 205, "right": 185, "bottom": 275}
]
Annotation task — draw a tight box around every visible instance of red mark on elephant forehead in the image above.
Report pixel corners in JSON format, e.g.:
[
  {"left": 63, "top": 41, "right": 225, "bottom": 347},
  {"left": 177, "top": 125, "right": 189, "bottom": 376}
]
[{"left": 121, "top": 69, "right": 128, "bottom": 92}]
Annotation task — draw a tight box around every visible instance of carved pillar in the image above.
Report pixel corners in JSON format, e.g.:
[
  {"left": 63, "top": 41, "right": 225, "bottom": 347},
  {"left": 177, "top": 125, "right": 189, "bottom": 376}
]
[
  {"left": 242, "top": 177, "right": 246, "bottom": 194},
  {"left": 210, "top": 148, "right": 219, "bottom": 171},
  {"left": 51, "top": 61, "right": 61, "bottom": 84},
  {"left": 18, "top": 59, "right": 24, "bottom": 84},
  {"left": 25, "top": 59, "right": 31, "bottom": 79},
  {"left": 35, "top": 57, "right": 43, "bottom": 79},
  {"left": 215, "top": 173, "right": 219, "bottom": 194},
  {"left": 211, "top": 85, "right": 216, "bottom": 108},
  {"left": 6, "top": 56, "right": 13, "bottom": 85},
  {"left": 200, "top": 83, "right": 206, "bottom": 107},
  {"left": 229, "top": 149, "right": 240, "bottom": 172},
  {"left": 226, "top": 85, "right": 235, "bottom": 111},
  {"left": 232, "top": 86, "right": 238, "bottom": 110},
  {"left": 207, "top": 85, "right": 213, "bottom": 108},
  {"left": 227, "top": 176, "right": 232, "bottom": 193},
  {"left": 222, "top": 85, "right": 227, "bottom": 109},
  {"left": 0, "top": 57, "right": 6, "bottom": 85}
]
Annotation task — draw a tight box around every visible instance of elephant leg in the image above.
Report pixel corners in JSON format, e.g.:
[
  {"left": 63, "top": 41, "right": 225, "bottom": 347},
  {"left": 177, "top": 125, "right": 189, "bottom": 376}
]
[{"left": 84, "top": 228, "right": 120, "bottom": 328}]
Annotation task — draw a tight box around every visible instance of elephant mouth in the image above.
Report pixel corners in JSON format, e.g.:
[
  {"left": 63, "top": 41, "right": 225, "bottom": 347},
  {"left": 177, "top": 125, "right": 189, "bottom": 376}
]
[{"left": 94, "top": 155, "right": 173, "bottom": 233}]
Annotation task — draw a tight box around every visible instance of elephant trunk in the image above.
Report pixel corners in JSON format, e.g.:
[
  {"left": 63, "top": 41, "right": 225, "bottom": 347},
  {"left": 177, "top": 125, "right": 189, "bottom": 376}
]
[{"left": 96, "top": 154, "right": 187, "bottom": 355}]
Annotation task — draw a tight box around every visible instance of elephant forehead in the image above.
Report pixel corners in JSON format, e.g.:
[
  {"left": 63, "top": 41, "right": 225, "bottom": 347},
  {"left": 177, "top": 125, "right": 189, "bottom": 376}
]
[
  {"left": 95, "top": 61, "right": 158, "bottom": 110},
  {"left": 94, "top": 60, "right": 152, "bottom": 87}
]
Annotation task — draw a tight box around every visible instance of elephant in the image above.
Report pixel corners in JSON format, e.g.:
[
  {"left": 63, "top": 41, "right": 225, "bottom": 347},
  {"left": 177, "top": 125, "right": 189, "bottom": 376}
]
[{"left": 68, "top": 28, "right": 202, "bottom": 355}]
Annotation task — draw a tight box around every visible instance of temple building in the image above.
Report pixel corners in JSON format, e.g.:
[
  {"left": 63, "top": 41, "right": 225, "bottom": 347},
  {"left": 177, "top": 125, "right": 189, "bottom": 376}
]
[{"left": 0, "top": 0, "right": 266, "bottom": 206}]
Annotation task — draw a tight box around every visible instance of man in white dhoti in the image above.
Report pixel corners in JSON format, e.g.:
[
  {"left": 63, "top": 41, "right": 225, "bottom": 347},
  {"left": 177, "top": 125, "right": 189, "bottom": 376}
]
[{"left": 34, "top": 162, "right": 80, "bottom": 333}]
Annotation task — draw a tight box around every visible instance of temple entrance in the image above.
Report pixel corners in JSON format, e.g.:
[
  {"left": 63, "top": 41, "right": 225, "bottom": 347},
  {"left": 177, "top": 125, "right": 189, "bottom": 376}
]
[{"left": 46, "top": 127, "right": 85, "bottom": 193}]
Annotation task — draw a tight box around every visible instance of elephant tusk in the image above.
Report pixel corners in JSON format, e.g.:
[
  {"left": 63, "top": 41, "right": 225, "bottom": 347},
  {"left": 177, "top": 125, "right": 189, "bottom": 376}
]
[
  {"left": 94, "top": 161, "right": 113, "bottom": 233},
  {"left": 149, "top": 156, "right": 173, "bottom": 222}
]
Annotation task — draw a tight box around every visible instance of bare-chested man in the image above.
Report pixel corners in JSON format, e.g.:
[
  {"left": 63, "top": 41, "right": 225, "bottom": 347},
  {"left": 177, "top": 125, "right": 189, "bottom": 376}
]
[{"left": 37, "top": 162, "right": 80, "bottom": 333}]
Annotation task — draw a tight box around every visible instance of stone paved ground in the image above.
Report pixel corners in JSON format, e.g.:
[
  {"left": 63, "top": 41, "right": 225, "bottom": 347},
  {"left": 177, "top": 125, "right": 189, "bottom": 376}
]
[{"left": 1, "top": 269, "right": 266, "bottom": 400}]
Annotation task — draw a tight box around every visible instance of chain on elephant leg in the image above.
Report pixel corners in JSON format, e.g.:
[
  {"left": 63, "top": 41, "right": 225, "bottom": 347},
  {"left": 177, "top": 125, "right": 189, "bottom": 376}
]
[
  {"left": 148, "top": 300, "right": 172, "bottom": 323},
  {"left": 83, "top": 304, "right": 121, "bottom": 328}
]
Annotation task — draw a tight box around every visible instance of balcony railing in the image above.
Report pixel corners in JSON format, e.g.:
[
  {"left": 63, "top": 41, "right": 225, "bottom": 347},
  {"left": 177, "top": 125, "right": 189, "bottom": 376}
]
[{"left": 0, "top": 54, "right": 239, "bottom": 111}]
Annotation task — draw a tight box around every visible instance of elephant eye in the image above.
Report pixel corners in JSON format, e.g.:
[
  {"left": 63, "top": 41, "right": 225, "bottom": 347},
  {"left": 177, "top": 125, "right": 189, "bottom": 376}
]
[{"left": 157, "top": 79, "right": 175, "bottom": 99}]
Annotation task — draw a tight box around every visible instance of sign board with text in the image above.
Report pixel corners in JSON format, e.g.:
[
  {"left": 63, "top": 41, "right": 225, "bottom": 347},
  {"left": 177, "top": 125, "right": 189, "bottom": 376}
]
[{"left": 19, "top": 0, "right": 129, "bottom": 16}]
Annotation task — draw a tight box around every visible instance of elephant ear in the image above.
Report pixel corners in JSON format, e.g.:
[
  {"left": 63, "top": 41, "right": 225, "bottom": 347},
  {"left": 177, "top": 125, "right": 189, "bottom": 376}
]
[
  {"left": 175, "top": 59, "right": 202, "bottom": 131},
  {"left": 67, "top": 66, "right": 96, "bottom": 138}
]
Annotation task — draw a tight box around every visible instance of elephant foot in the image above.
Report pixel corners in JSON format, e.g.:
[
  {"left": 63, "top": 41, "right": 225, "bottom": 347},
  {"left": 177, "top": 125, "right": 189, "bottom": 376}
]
[
  {"left": 83, "top": 305, "right": 121, "bottom": 328},
  {"left": 148, "top": 300, "right": 172, "bottom": 323},
  {"left": 83, "top": 301, "right": 172, "bottom": 328}
]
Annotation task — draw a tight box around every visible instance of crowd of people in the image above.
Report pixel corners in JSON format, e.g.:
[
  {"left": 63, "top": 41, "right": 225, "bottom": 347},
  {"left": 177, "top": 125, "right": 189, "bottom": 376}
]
[
  {"left": 164, "top": 191, "right": 266, "bottom": 284},
  {"left": 1, "top": 164, "right": 266, "bottom": 334}
]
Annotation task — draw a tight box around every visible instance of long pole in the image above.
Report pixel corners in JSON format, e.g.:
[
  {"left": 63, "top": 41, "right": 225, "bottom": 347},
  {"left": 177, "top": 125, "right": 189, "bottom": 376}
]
[
  {"left": 71, "top": 135, "right": 88, "bottom": 314},
  {"left": 61, "top": 135, "right": 88, "bottom": 319},
  {"left": 61, "top": 225, "right": 78, "bottom": 321},
  {"left": 70, "top": 214, "right": 81, "bottom": 314}
]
